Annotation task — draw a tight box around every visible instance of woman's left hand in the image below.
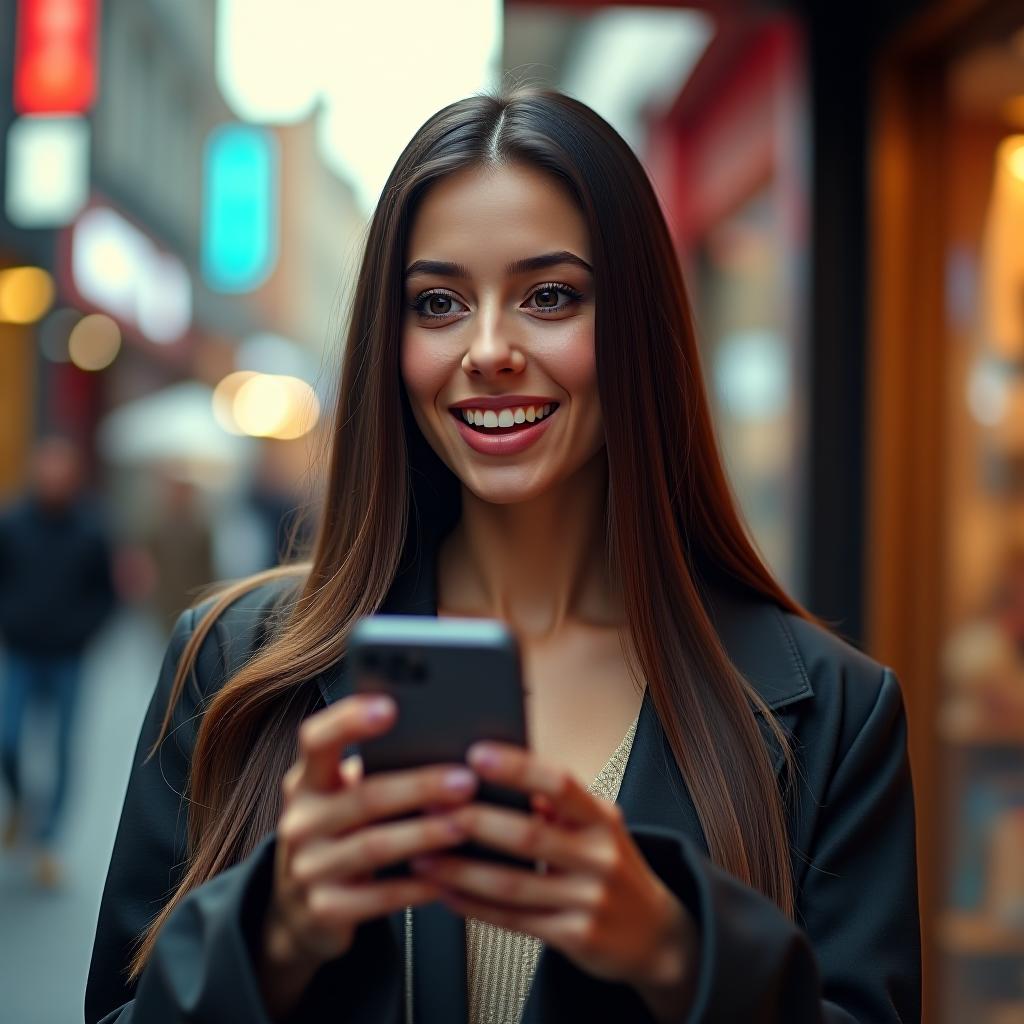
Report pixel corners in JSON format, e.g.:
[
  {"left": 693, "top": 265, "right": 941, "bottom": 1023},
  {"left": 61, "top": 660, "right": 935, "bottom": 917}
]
[{"left": 410, "top": 742, "right": 700, "bottom": 1023}]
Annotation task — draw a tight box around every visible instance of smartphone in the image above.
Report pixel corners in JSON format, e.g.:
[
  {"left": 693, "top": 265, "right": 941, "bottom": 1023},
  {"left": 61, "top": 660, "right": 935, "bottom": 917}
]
[{"left": 349, "top": 614, "right": 532, "bottom": 873}]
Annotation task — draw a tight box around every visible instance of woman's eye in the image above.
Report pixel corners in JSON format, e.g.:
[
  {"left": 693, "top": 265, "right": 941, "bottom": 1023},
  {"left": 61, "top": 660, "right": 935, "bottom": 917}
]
[
  {"left": 409, "top": 290, "right": 466, "bottom": 320},
  {"left": 526, "top": 283, "right": 584, "bottom": 313}
]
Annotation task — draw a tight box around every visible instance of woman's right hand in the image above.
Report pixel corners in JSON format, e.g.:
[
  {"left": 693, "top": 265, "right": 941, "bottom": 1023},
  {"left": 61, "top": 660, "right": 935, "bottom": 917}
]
[{"left": 259, "top": 693, "right": 478, "bottom": 1018}]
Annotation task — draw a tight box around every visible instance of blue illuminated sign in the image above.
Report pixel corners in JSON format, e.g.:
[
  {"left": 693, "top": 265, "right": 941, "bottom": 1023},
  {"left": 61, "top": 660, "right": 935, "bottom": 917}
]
[{"left": 202, "top": 124, "right": 279, "bottom": 292}]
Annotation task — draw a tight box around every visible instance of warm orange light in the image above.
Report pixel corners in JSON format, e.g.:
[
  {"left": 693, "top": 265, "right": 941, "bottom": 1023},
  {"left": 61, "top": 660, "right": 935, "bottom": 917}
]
[
  {"left": 0, "top": 266, "right": 55, "bottom": 323},
  {"left": 232, "top": 374, "right": 319, "bottom": 440},
  {"left": 1006, "top": 136, "right": 1024, "bottom": 183},
  {"left": 212, "top": 370, "right": 319, "bottom": 439},
  {"left": 982, "top": 136, "right": 1024, "bottom": 359}
]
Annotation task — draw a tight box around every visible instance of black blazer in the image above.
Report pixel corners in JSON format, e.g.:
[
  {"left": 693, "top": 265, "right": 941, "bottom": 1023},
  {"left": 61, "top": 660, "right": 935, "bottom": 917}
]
[{"left": 85, "top": 555, "right": 921, "bottom": 1023}]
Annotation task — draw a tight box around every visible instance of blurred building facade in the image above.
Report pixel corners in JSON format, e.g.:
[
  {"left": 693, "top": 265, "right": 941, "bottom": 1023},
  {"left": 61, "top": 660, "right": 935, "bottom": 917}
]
[{"left": 0, "top": 0, "right": 361, "bottom": 593}]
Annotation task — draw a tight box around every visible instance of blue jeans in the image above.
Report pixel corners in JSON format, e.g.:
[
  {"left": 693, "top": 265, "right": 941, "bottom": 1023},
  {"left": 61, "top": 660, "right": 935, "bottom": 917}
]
[{"left": 0, "top": 651, "right": 82, "bottom": 844}]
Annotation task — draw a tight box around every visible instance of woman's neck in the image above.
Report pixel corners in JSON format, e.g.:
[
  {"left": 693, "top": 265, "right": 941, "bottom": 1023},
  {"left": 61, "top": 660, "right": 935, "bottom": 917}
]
[{"left": 437, "top": 452, "right": 625, "bottom": 639}]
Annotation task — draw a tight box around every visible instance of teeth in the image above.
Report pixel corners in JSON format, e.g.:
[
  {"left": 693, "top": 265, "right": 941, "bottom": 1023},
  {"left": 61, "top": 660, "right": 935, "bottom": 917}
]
[{"left": 457, "top": 403, "right": 557, "bottom": 430}]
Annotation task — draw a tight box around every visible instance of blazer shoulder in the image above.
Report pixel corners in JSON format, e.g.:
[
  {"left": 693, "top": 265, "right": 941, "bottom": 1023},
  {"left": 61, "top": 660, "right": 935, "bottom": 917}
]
[
  {"left": 780, "top": 610, "right": 904, "bottom": 738},
  {"left": 180, "top": 572, "right": 305, "bottom": 702}
]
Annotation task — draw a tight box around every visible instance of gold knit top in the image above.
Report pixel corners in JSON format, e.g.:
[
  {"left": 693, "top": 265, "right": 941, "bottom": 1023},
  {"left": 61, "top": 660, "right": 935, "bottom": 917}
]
[{"left": 465, "top": 714, "right": 640, "bottom": 1024}]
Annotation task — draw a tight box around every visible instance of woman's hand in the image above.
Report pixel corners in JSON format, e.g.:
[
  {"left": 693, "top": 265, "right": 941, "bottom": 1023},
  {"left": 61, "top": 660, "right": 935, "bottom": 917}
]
[
  {"left": 410, "top": 742, "right": 700, "bottom": 1023},
  {"left": 259, "top": 694, "right": 479, "bottom": 1020}
]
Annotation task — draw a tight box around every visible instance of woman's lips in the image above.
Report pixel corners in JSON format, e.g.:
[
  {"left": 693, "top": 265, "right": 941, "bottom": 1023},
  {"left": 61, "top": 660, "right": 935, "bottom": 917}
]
[{"left": 450, "top": 406, "right": 559, "bottom": 456}]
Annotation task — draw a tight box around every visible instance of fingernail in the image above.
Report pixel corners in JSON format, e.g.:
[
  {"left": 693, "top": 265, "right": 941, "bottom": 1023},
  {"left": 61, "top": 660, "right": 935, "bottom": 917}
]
[
  {"left": 444, "top": 768, "right": 476, "bottom": 794},
  {"left": 365, "top": 696, "right": 394, "bottom": 722},
  {"left": 467, "top": 744, "right": 497, "bottom": 769}
]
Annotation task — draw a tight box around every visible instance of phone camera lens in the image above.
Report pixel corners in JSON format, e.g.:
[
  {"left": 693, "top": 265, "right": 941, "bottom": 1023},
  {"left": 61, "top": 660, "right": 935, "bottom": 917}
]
[{"left": 408, "top": 656, "right": 428, "bottom": 682}]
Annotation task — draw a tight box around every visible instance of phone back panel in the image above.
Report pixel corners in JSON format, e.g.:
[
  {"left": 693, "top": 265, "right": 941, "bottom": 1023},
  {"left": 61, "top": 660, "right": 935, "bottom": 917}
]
[{"left": 349, "top": 614, "right": 528, "bottom": 773}]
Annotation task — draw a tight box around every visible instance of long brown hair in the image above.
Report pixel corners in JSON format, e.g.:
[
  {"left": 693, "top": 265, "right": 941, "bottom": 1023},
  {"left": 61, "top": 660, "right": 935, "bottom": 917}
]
[{"left": 129, "top": 86, "right": 811, "bottom": 979}]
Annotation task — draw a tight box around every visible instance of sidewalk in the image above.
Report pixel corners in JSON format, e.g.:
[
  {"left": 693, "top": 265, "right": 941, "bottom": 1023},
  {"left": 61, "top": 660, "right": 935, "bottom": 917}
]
[{"left": 0, "top": 609, "right": 167, "bottom": 1024}]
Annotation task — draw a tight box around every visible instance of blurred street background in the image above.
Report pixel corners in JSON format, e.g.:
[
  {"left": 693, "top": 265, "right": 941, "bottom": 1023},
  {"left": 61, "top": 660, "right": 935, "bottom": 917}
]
[{"left": 1, "top": 0, "right": 1023, "bottom": 1021}]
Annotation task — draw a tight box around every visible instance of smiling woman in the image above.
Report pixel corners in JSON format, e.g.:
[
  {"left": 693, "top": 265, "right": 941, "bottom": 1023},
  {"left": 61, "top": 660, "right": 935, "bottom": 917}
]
[{"left": 86, "top": 87, "right": 921, "bottom": 1024}]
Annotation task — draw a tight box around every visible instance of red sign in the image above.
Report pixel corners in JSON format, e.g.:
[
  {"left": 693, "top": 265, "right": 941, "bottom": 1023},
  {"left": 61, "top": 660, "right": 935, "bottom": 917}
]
[{"left": 14, "top": 0, "right": 100, "bottom": 115}]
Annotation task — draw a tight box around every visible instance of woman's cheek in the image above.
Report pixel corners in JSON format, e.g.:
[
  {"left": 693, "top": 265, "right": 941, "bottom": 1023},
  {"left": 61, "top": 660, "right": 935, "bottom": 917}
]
[
  {"left": 566, "top": 324, "right": 604, "bottom": 454},
  {"left": 401, "top": 334, "right": 449, "bottom": 423},
  {"left": 550, "top": 323, "right": 600, "bottom": 426},
  {"left": 538, "top": 317, "right": 596, "bottom": 389}
]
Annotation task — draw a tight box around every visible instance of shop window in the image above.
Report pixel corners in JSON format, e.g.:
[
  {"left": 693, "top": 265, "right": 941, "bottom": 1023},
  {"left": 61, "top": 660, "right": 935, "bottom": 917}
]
[
  {"left": 939, "top": 22, "right": 1024, "bottom": 1022},
  {"left": 694, "top": 184, "right": 806, "bottom": 597}
]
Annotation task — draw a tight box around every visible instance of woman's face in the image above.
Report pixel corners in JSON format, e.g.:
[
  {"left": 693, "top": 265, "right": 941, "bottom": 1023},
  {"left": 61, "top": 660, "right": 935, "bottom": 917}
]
[{"left": 400, "top": 162, "right": 603, "bottom": 506}]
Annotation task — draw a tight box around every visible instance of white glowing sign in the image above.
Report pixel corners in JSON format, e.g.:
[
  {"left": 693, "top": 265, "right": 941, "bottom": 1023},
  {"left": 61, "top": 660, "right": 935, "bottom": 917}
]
[
  {"left": 5, "top": 115, "right": 89, "bottom": 227},
  {"left": 71, "top": 206, "right": 192, "bottom": 343}
]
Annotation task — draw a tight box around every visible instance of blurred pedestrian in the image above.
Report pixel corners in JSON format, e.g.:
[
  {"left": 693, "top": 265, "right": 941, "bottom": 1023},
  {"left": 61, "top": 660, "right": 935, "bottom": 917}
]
[
  {"left": 247, "top": 441, "right": 316, "bottom": 569},
  {"left": 143, "top": 470, "right": 215, "bottom": 636},
  {"left": 0, "top": 436, "right": 116, "bottom": 886}
]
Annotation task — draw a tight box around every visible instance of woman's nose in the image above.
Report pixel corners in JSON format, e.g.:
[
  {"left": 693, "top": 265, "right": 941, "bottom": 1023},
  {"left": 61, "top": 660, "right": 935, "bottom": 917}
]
[{"left": 461, "top": 312, "right": 526, "bottom": 378}]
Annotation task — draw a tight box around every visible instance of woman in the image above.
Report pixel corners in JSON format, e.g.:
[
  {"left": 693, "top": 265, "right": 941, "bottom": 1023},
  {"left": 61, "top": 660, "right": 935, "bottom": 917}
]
[{"left": 86, "top": 88, "right": 920, "bottom": 1023}]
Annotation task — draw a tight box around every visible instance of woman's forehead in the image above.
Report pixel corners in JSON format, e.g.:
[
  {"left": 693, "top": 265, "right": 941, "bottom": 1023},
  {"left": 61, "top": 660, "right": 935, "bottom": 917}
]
[{"left": 406, "top": 164, "right": 590, "bottom": 268}]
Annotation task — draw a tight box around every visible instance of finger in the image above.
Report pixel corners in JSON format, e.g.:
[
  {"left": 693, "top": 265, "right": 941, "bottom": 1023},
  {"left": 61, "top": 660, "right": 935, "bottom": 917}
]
[
  {"left": 280, "top": 764, "right": 477, "bottom": 845},
  {"left": 292, "top": 814, "right": 468, "bottom": 884},
  {"left": 340, "top": 754, "right": 363, "bottom": 786},
  {"left": 466, "top": 744, "right": 604, "bottom": 827},
  {"left": 411, "top": 855, "right": 600, "bottom": 911},
  {"left": 448, "top": 804, "right": 613, "bottom": 875},
  {"left": 308, "top": 877, "right": 442, "bottom": 924},
  {"left": 298, "top": 695, "right": 395, "bottom": 792}
]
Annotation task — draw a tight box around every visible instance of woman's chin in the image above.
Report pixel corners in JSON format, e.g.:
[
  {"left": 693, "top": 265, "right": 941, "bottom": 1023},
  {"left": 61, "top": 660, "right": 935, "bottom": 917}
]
[{"left": 458, "top": 467, "right": 557, "bottom": 507}]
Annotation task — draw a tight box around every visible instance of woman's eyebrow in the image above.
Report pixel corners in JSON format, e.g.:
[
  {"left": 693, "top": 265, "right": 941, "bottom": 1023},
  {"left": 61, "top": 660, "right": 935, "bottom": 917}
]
[{"left": 403, "top": 250, "right": 593, "bottom": 281}]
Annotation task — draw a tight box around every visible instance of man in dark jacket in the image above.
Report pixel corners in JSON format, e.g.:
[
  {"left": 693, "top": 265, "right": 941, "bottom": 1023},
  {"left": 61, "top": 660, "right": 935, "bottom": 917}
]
[{"left": 0, "top": 436, "right": 116, "bottom": 886}]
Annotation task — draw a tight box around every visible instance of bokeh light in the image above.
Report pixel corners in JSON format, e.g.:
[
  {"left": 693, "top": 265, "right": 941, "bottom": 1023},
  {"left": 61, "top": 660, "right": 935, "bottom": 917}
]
[
  {"left": 211, "top": 370, "right": 258, "bottom": 434},
  {"left": 71, "top": 205, "right": 192, "bottom": 343},
  {"left": 1003, "top": 135, "right": 1024, "bottom": 182},
  {"left": 68, "top": 313, "right": 121, "bottom": 371},
  {"left": 225, "top": 373, "right": 320, "bottom": 440},
  {"left": 0, "top": 266, "right": 55, "bottom": 323},
  {"left": 4, "top": 115, "right": 89, "bottom": 227}
]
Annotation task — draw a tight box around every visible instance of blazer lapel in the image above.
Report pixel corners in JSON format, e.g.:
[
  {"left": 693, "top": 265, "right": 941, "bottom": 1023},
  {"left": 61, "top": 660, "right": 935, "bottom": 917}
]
[{"left": 609, "top": 580, "right": 815, "bottom": 844}]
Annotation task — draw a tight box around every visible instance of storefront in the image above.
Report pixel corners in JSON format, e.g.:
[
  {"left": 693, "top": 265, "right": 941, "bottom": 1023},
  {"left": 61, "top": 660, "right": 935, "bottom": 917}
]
[
  {"left": 647, "top": 15, "right": 810, "bottom": 600},
  {"left": 869, "top": 2, "right": 1024, "bottom": 1019}
]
